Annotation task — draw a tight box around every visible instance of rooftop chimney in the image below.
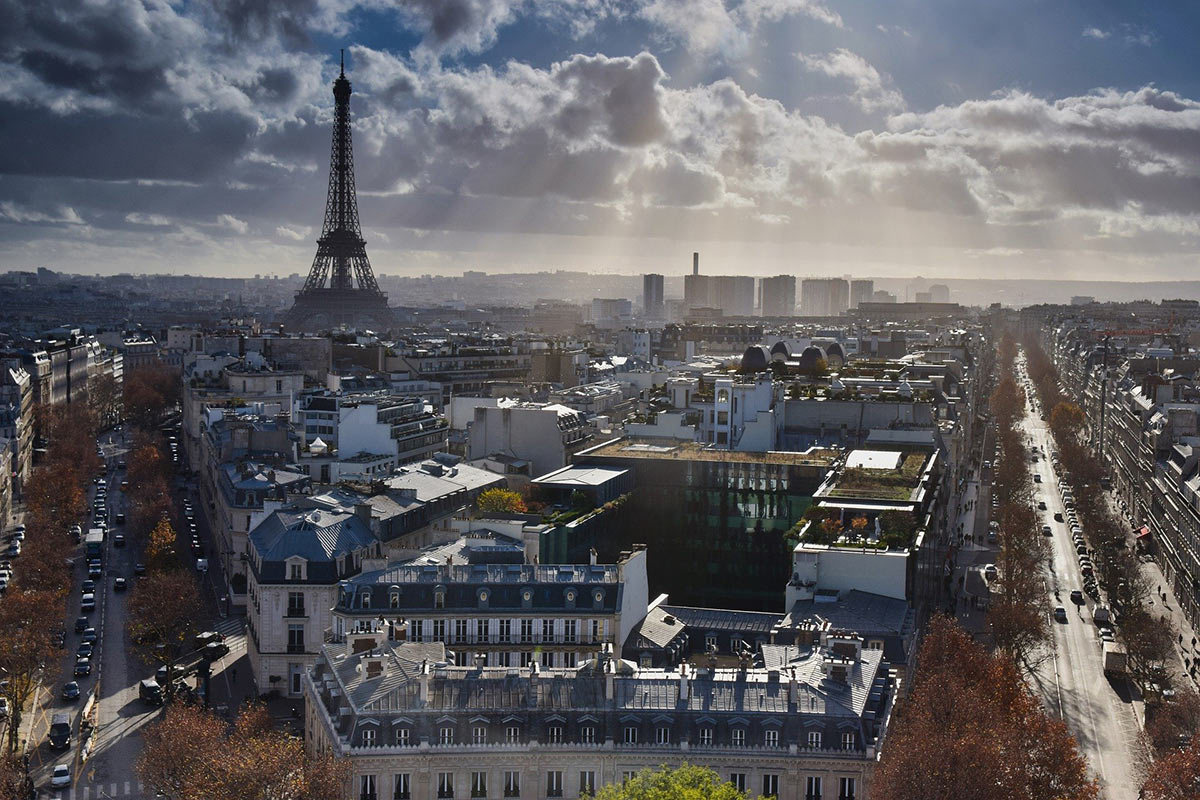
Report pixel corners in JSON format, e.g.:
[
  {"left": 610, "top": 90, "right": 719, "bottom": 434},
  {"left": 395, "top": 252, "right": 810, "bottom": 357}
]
[
  {"left": 418, "top": 660, "right": 430, "bottom": 703},
  {"left": 692, "top": 252, "right": 699, "bottom": 275},
  {"left": 364, "top": 655, "right": 384, "bottom": 680},
  {"left": 679, "top": 662, "right": 690, "bottom": 701}
]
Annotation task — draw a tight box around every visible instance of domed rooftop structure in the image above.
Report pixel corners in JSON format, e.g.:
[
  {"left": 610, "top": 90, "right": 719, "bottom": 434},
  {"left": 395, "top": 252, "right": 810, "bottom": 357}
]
[
  {"left": 825, "top": 341, "right": 846, "bottom": 366},
  {"left": 796, "top": 345, "right": 826, "bottom": 371},
  {"left": 769, "top": 341, "right": 791, "bottom": 362},
  {"left": 741, "top": 345, "right": 772, "bottom": 372}
]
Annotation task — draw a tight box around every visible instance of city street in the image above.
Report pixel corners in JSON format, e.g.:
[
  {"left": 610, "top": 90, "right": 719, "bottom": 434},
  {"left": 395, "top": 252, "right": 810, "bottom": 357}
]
[{"left": 1018, "top": 359, "right": 1140, "bottom": 800}]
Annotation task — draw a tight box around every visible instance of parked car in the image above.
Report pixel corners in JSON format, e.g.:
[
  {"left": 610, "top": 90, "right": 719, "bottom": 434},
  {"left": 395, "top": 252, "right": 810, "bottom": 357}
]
[
  {"left": 74, "top": 658, "right": 92, "bottom": 677},
  {"left": 134, "top": 563, "right": 146, "bottom": 576},
  {"left": 1070, "top": 590, "right": 1084, "bottom": 605},
  {"left": 61, "top": 682, "right": 80, "bottom": 701},
  {"left": 81, "top": 579, "right": 95, "bottom": 594},
  {"left": 76, "top": 642, "right": 93, "bottom": 659},
  {"left": 80, "top": 593, "right": 96, "bottom": 612},
  {"left": 74, "top": 616, "right": 88, "bottom": 634},
  {"left": 1054, "top": 606, "right": 1068, "bottom": 622},
  {"left": 114, "top": 577, "right": 127, "bottom": 592},
  {"left": 81, "top": 628, "right": 98, "bottom": 644}
]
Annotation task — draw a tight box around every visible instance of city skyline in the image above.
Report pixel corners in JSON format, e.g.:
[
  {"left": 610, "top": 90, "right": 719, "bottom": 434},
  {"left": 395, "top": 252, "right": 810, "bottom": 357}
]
[{"left": 1, "top": 2, "right": 1199, "bottom": 281}]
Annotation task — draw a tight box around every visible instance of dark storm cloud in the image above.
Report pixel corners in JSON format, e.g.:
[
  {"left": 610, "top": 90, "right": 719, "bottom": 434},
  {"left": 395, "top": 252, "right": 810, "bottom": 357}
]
[
  {"left": 0, "top": 103, "right": 257, "bottom": 182},
  {"left": 203, "top": 0, "right": 320, "bottom": 46}
]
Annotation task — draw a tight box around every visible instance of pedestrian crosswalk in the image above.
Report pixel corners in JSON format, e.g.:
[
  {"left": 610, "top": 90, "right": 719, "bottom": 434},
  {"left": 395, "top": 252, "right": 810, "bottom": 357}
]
[
  {"left": 214, "top": 616, "right": 246, "bottom": 654},
  {"left": 51, "top": 780, "right": 150, "bottom": 799}
]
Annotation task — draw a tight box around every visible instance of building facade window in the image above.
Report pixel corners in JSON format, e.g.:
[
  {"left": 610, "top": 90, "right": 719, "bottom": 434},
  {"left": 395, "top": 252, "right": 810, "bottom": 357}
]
[
  {"left": 541, "top": 650, "right": 554, "bottom": 668},
  {"left": 439, "top": 726, "right": 454, "bottom": 745},
  {"left": 520, "top": 619, "right": 534, "bottom": 643},
  {"left": 841, "top": 732, "right": 855, "bottom": 750},
  {"left": 393, "top": 774, "right": 410, "bottom": 800},
  {"left": 361, "top": 728, "right": 375, "bottom": 747},
  {"left": 547, "top": 771, "right": 563, "bottom": 798},
  {"left": 396, "top": 728, "right": 410, "bottom": 746},
  {"left": 287, "top": 591, "right": 304, "bottom": 615},
  {"left": 455, "top": 619, "right": 469, "bottom": 644},
  {"left": 580, "top": 725, "right": 595, "bottom": 744},
  {"left": 506, "top": 726, "right": 521, "bottom": 744},
  {"left": 563, "top": 619, "right": 576, "bottom": 643},
  {"left": 838, "top": 778, "right": 856, "bottom": 800},
  {"left": 503, "top": 771, "right": 520, "bottom": 798},
  {"left": 498, "top": 619, "right": 511, "bottom": 643},
  {"left": 762, "top": 775, "right": 779, "bottom": 798},
  {"left": 289, "top": 563, "right": 303, "bottom": 580},
  {"left": 579, "top": 772, "right": 595, "bottom": 796},
  {"left": 808, "top": 731, "right": 822, "bottom": 749},
  {"left": 470, "top": 772, "right": 487, "bottom": 799},
  {"left": 732, "top": 728, "right": 745, "bottom": 746},
  {"left": 765, "top": 729, "right": 779, "bottom": 747},
  {"left": 806, "top": 776, "right": 823, "bottom": 800},
  {"left": 563, "top": 652, "right": 576, "bottom": 668},
  {"left": 699, "top": 727, "right": 713, "bottom": 746},
  {"left": 542, "top": 619, "right": 553, "bottom": 642},
  {"left": 437, "top": 772, "right": 454, "bottom": 799},
  {"left": 433, "top": 620, "right": 446, "bottom": 642},
  {"left": 729, "top": 774, "right": 746, "bottom": 793},
  {"left": 360, "top": 775, "right": 377, "bottom": 800},
  {"left": 656, "top": 726, "right": 670, "bottom": 744},
  {"left": 520, "top": 652, "right": 533, "bottom": 667},
  {"left": 473, "top": 726, "right": 487, "bottom": 744},
  {"left": 546, "top": 725, "right": 563, "bottom": 744},
  {"left": 623, "top": 726, "right": 638, "bottom": 744},
  {"left": 287, "top": 624, "right": 305, "bottom": 654}
]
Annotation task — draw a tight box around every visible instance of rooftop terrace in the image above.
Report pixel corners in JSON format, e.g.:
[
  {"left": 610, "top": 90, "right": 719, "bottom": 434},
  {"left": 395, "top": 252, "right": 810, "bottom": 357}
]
[{"left": 579, "top": 437, "right": 838, "bottom": 467}]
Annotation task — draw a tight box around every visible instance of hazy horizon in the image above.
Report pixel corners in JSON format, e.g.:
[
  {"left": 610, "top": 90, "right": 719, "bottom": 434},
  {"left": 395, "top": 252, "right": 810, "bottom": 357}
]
[{"left": 3, "top": 1, "right": 1200, "bottom": 281}]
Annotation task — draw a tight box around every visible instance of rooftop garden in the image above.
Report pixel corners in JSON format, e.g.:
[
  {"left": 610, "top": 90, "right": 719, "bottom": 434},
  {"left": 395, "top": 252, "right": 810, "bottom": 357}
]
[
  {"left": 823, "top": 452, "right": 927, "bottom": 500},
  {"left": 788, "top": 507, "right": 918, "bottom": 551}
]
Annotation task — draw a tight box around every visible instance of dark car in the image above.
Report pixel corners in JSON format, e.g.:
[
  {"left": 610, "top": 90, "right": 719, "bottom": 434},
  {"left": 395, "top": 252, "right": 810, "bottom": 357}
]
[
  {"left": 134, "top": 563, "right": 146, "bottom": 576},
  {"left": 81, "top": 628, "right": 98, "bottom": 644},
  {"left": 115, "top": 513, "right": 125, "bottom": 525},
  {"left": 74, "top": 616, "right": 88, "bottom": 634},
  {"left": 114, "top": 534, "right": 125, "bottom": 547},
  {"left": 114, "top": 577, "right": 127, "bottom": 592},
  {"left": 1070, "top": 589, "right": 1085, "bottom": 605},
  {"left": 73, "top": 658, "right": 91, "bottom": 677},
  {"left": 76, "top": 642, "right": 93, "bottom": 660},
  {"left": 61, "top": 681, "right": 80, "bottom": 701},
  {"left": 81, "top": 579, "right": 96, "bottom": 594}
]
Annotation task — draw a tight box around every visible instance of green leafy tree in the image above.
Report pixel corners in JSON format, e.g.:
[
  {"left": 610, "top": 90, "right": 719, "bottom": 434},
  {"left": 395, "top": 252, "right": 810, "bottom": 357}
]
[
  {"left": 476, "top": 488, "right": 528, "bottom": 514},
  {"left": 585, "top": 764, "right": 761, "bottom": 800}
]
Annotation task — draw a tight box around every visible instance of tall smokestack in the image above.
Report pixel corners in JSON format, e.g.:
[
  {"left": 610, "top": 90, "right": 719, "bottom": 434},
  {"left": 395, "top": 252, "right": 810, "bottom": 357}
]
[{"left": 692, "top": 252, "right": 699, "bottom": 275}]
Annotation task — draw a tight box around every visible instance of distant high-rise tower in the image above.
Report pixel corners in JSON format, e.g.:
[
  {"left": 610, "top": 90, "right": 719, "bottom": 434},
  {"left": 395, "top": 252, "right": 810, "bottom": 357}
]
[
  {"left": 643, "top": 273, "right": 665, "bottom": 318},
  {"left": 693, "top": 252, "right": 699, "bottom": 275},
  {"left": 283, "top": 53, "right": 395, "bottom": 332},
  {"left": 800, "top": 278, "right": 850, "bottom": 317},
  {"left": 850, "top": 279, "right": 874, "bottom": 309},
  {"left": 759, "top": 275, "right": 796, "bottom": 317}
]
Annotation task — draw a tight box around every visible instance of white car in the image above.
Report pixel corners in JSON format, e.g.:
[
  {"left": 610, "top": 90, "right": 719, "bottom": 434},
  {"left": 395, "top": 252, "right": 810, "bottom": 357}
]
[{"left": 50, "top": 764, "right": 71, "bottom": 788}]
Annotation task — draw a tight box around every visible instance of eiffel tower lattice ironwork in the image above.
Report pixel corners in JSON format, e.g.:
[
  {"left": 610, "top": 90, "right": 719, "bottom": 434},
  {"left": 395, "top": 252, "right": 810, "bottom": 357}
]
[{"left": 283, "top": 52, "right": 394, "bottom": 332}]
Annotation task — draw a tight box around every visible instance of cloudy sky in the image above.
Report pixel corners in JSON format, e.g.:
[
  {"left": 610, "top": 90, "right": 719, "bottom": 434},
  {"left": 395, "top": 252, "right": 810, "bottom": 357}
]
[{"left": 2, "top": 0, "right": 1199, "bottom": 281}]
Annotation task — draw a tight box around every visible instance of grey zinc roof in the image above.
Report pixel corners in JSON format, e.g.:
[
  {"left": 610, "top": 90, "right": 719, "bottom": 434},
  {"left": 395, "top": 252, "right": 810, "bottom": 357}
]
[
  {"left": 780, "top": 590, "right": 911, "bottom": 637},
  {"left": 630, "top": 605, "right": 688, "bottom": 649},
  {"left": 531, "top": 465, "right": 629, "bottom": 488},
  {"left": 250, "top": 509, "right": 375, "bottom": 563},
  {"left": 660, "top": 605, "right": 783, "bottom": 636}
]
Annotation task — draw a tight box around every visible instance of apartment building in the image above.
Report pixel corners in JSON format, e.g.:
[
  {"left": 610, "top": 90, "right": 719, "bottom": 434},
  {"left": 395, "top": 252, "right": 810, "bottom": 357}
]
[{"left": 305, "top": 629, "right": 891, "bottom": 800}]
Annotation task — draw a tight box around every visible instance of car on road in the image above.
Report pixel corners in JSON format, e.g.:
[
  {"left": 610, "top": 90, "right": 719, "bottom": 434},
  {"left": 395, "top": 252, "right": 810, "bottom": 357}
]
[
  {"left": 196, "top": 557, "right": 209, "bottom": 572},
  {"left": 1070, "top": 590, "right": 1084, "bottom": 605},
  {"left": 81, "top": 579, "right": 95, "bottom": 594},
  {"left": 81, "top": 627, "right": 97, "bottom": 644},
  {"left": 1054, "top": 512, "right": 1064, "bottom": 522},
  {"left": 1099, "top": 627, "right": 1116, "bottom": 642},
  {"left": 50, "top": 764, "right": 71, "bottom": 789},
  {"left": 1042, "top": 525, "right": 1052, "bottom": 536},
  {"left": 134, "top": 562, "right": 146, "bottom": 575},
  {"left": 80, "top": 592, "right": 96, "bottom": 612},
  {"left": 114, "top": 576, "right": 127, "bottom": 591},
  {"left": 114, "top": 533, "right": 125, "bottom": 547},
  {"left": 61, "top": 681, "right": 80, "bottom": 701},
  {"left": 1054, "top": 606, "right": 1068, "bottom": 622},
  {"left": 1037, "top": 501, "right": 1047, "bottom": 510},
  {"left": 115, "top": 513, "right": 125, "bottom": 525},
  {"left": 1033, "top": 473, "right": 1042, "bottom": 483},
  {"left": 74, "top": 616, "right": 88, "bottom": 634},
  {"left": 117, "top": 460, "right": 126, "bottom": 470},
  {"left": 74, "top": 657, "right": 92, "bottom": 677},
  {"left": 76, "top": 642, "right": 93, "bottom": 659}
]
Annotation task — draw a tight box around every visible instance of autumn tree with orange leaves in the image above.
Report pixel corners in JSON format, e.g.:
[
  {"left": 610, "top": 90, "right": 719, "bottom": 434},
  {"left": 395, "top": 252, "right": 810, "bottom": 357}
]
[
  {"left": 127, "top": 570, "right": 203, "bottom": 699},
  {"left": 138, "top": 704, "right": 349, "bottom": 800},
  {"left": 873, "top": 616, "right": 1098, "bottom": 800}
]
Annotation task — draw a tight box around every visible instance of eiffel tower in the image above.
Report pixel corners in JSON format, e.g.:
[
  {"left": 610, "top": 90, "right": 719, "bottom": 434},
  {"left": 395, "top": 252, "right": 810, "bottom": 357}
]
[{"left": 283, "top": 52, "right": 395, "bottom": 332}]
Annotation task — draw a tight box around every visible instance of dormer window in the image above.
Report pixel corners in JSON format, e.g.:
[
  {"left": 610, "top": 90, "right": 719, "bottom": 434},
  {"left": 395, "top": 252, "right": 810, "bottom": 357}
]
[
  {"left": 288, "top": 559, "right": 306, "bottom": 582},
  {"left": 477, "top": 588, "right": 489, "bottom": 609},
  {"left": 358, "top": 590, "right": 371, "bottom": 609},
  {"left": 521, "top": 588, "right": 533, "bottom": 609},
  {"left": 564, "top": 588, "right": 576, "bottom": 609},
  {"left": 434, "top": 586, "right": 446, "bottom": 610},
  {"left": 389, "top": 587, "right": 402, "bottom": 609},
  {"left": 592, "top": 588, "right": 605, "bottom": 610}
]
